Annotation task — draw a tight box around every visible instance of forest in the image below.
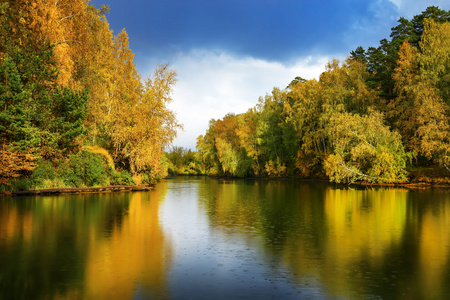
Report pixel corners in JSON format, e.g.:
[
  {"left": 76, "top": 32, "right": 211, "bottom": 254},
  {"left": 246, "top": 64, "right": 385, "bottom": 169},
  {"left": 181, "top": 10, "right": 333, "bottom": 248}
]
[
  {"left": 0, "top": 0, "right": 181, "bottom": 192},
  {"left": 1, "top": 3, "right": 450, "bottom": 191},
  {"left": 188, "top": 6, "right": 450, "bottom": 184}
]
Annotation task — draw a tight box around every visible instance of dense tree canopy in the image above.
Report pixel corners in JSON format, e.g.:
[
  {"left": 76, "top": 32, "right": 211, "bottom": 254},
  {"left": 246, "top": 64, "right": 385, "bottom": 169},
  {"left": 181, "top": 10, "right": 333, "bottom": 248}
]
[
  {"left": 0, "top": 0, "right": 181, "bottom": 188},
  {"left": 196, "top": 6, "right": 450, "bottom": 183}
]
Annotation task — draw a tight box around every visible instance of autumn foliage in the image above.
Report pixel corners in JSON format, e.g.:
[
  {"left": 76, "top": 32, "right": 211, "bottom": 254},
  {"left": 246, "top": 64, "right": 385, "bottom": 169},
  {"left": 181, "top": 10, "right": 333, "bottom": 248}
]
[
  {"left": 0, "top": 0, "right": 180, "bottom": 189},
  {"left": 197, "top": 7, "right": 450, "bottom": 184}
]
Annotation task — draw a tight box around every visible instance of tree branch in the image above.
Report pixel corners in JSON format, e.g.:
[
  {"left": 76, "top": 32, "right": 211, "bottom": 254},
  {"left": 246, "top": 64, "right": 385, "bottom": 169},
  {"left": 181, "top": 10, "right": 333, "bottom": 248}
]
[
  {"left": 444, "top": 163, "right": 450, "bottom": 173},
  {"left": 339, "top": 162, "right": 376, "bottom": 182},
  {"left": 59, "top": 11, "right": 82, "bottom": 23}
]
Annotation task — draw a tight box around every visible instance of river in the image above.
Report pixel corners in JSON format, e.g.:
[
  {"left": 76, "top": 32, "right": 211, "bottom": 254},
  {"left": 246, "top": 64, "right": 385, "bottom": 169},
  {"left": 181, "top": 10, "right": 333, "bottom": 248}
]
[{"left": 1, "top": 177, "right": 450, "bottom": 299}]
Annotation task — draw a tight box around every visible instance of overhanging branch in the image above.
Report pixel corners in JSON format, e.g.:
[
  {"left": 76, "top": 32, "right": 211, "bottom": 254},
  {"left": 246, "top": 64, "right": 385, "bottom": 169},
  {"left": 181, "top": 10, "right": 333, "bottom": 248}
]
[
  {"left": 339, "top": 162, "right": 376, "bottom": 183},
  {"left": 444, "top": 163, "right": 450, "bottom": 173}
]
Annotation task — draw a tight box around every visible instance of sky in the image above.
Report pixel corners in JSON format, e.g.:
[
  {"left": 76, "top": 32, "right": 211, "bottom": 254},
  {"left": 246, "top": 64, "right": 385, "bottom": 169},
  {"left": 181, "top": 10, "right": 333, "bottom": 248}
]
[{"left": 90, "top": 0, "right": 450, "bottom": 150}]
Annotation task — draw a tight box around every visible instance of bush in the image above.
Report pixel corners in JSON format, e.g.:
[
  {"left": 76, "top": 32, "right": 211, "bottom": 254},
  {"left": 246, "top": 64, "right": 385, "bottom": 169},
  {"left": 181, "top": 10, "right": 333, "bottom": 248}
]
[
  {"left": 1, "top": 150, "right": 140, "bottom": 192},
  {"left": 59, "top": 151, "right": 108, "bottom": 187},
  {"left": 109, "top": 169, "right": 135, "bottom": 186},
  {"left": 30, "top": 158, "right": 56, "bottom": 186}
]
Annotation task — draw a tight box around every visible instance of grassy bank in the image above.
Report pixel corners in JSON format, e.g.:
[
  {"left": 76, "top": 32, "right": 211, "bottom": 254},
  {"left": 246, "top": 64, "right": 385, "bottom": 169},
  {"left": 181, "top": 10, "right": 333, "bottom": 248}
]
[{"left": 0, "top": 148, "right": 154, "bottom": 194}]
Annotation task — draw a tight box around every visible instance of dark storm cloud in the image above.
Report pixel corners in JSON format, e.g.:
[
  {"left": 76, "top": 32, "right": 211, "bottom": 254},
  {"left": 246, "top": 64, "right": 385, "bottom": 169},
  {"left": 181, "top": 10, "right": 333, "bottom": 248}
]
[{"left": 90, "top": 0, "right": 398, "bottom": 63}]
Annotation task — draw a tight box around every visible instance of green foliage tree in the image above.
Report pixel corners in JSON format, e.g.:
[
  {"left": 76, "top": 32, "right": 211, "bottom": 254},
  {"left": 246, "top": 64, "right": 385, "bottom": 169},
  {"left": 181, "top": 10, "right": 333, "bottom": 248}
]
[
  {"left": 352, "top": 6, "right": 450, "bottom": 102},
  {"left": 193, "top": 5, "right": 450, "bottom": 183},
  {"left": 0, "top": 1, "right": 88, "bottom": 157},
  {"left": 324, "top": 110, "right": 408, "bottom": 183},
  {"left": 285, "top": 78, "right": 325, "bottom": 176},
  {"left": 165, "top": 146, "right": 203, "bottom": 175}
]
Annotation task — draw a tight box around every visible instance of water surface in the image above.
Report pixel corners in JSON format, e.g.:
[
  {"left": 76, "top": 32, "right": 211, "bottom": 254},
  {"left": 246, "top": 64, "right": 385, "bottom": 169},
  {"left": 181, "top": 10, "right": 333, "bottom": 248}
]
[{"left": 1, "top": 177, "right": 450, "bottom": 299}]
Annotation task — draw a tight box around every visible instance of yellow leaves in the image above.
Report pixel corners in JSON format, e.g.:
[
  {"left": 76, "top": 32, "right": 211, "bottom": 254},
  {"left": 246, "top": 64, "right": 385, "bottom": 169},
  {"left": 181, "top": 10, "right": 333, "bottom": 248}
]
[
  {"left": 419, "top": 19, "right": 450, "bottom": 86},
  {"left": 323, "top": 153, "right": 344, "bottom": 182},
  {"left": 393, "top": 41, "right": 419, "bottom": 95},
  {"left": 415, "top": 84, "right": 450, "bottom": 163},
  {"left": 320, "top": 58, "right": 379, "bottom": 114},
  {"left": 264, "top": 159, "right": 286, "bottom": 177},
  {"left": 326, "top": 110, "right": 408, "bottom": 183},
  {"left": 108, "top": 64, "right": 181, "bottom": 175},
  {"left": 391, "top": 20, "right": 450, "bottom": 166},
  {"left": 0, "top": 147, "right": 37, "bottom": 185},
  {"left": 84, "top": 145, "right": 115, "bottom": 170},
  {"left": 16, "top": 0, "right": 91, "bottom": 87}
]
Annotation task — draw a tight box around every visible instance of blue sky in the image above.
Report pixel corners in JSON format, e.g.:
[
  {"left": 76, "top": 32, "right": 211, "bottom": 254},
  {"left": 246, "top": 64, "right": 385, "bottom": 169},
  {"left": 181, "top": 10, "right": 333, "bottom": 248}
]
[{"left": 89, "top": 0, "right": 450, "bottom": 150}]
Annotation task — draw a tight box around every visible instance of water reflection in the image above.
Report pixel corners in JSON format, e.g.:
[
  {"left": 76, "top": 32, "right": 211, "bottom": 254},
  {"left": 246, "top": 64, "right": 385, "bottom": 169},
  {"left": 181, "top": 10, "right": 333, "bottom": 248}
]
[
  {"left": 0, "top": 186, "right": 171, "bottom": 300},
  {"left": 197, "top": 179, "right": 450, "bottom": 299},
  {"left": 1, "top": 178, "right": 450, "bottom": 299},
  {"left": 83, "top": 187, "right": 172, "bottom": 299}
]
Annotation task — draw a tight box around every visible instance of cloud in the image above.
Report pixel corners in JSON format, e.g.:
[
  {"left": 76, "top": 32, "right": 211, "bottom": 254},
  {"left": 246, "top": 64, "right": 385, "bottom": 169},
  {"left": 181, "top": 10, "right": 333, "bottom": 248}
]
[
  {"left": 151, "top": 50, "right": 330, "bottom": 150},
  {"left": 388, "top": 0, "right": 450, "bottom": 18},
  {"left": 96, "top": 0, "right": 405, "bottom": 65}
]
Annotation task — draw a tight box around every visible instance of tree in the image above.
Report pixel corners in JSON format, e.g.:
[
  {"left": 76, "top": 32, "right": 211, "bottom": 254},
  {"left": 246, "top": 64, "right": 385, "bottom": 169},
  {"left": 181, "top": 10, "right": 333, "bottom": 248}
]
[
  {"left": 110, "top": 63, "right": 181, "bottom": 176},
  {"left": 9, "top": 0, "right": 90, "bottom": 88},
  {"left": 415, "top": 19, "right": 450, "bottom": 169},
  {"left": 390, "top": 40, "right": 421, "bottom": 152},
  {"left": 391, "top": 20, "right": 450, "bottom": 170},
  {"left": 350, "top": 46, "right": 367, "bottom": 64},
  {"left": 285, "top": 78, "right": 325, "bottom": 176},
  {"left": 411, "top": 6, "right": 450, "bottom": 45},
  {"left": 390, "top": 17, "right": 417, "bottom": 48},
  {"left": 81, "top": 4, "right": 115, "bottom": 144},
  {"left": 324, "top": 110, "right": 408, "bottom": 183},
  {"left": 214, "top": 113, "right": 253, "bottom": 177},
  {"left": 286, "top": 76, "right": 306, "bottom": 89},
  {"left": 0, "top": 2, "right": 88, "bottom": 157},
  {"left": 236, "top": 108, "right": 261, "bottom": 175},
  {"left": 0, "top": 147, "right": 36, "bottom": 186},
  {"left": 418, "top": 19, "right": 450, "bottom": 103},
  {"left": 256, "top": 88, "right": 290, "bottom": 176}
]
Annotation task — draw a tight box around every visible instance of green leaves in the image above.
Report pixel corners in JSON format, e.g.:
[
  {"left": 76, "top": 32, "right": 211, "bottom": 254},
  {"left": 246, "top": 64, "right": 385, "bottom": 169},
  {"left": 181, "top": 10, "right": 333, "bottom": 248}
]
[{"left": 324, "top": 110, "right": 408, "bottom": 183}]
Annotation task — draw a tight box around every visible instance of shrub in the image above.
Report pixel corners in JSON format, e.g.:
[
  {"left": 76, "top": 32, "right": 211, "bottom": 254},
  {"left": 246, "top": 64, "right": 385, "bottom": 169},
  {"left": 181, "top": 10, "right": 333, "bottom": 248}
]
[
  {"left": 60, "top": 151, "right": 108, "bottom": 187},
  {"left": 109, "top": 169, "right": 135, "bottom": 186},
  {"left": 30, "top": 158, "right": 56, "bottom": 186}
]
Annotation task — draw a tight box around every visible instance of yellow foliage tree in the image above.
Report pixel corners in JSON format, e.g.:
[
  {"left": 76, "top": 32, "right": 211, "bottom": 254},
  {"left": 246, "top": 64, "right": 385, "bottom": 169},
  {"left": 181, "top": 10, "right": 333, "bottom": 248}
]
[
  {"left": 392, "top": 20, "right": 450, "bottom": 169},
  {"left": 14, "top": 0, "right": 89, "bottom": 87},
  {"left": 81, "top": 5, "right": 115, "bottom": 143},
  {"left": 110, "top": 63, "right": 181, "bottom": 176}
]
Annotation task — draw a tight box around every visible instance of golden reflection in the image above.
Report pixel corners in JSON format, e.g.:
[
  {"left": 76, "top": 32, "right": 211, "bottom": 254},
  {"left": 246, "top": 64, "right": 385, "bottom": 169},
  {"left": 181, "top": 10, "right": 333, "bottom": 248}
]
[
  {"left": 2, "top": 180, "right": 450, "bottom": 299},
  {"left": 0, "top": 202, "right": 33, "bottom": 244},
  {"left": 324, "top": 188, "right": 407, "bottom": 262},
  {"left": 418, "top": 198, "right": 450, "bottom": 298},
  {"left": 83, "top": 186, "right": 172, "bottom": 300},
  {"left": 211, "top": 181, "right": 261, "bottom": 230},
  {"left": 319, "top": 188, "right": 408, "bottom": 296},
  {"left": 0, "top": 185, "right": 172, "bottom": 300}
]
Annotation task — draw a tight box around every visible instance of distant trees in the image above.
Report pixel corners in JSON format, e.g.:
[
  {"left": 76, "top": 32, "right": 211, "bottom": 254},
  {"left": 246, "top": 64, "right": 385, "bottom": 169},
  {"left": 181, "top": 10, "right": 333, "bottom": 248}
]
[{"left": 165, "top": 146, "right": 202, "bottom": 176}]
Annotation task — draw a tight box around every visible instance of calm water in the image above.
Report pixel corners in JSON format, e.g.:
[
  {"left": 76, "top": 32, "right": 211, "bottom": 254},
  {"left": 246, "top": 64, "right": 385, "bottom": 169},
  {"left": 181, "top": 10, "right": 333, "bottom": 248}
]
[{"left": 1, "top": 177, "right": 450, "bottom": 299}]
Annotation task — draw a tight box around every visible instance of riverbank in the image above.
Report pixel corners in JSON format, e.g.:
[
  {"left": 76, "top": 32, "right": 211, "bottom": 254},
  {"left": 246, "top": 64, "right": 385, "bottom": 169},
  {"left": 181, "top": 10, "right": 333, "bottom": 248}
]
[
  {"left": 4, "top": 185, "right": 154, "bottom": 197},
  {"left": 206, "top": 173, "right": 450, "bottom": 189},
  {"left": 4, "top": 170, "right": 449, "bottom": 197}
]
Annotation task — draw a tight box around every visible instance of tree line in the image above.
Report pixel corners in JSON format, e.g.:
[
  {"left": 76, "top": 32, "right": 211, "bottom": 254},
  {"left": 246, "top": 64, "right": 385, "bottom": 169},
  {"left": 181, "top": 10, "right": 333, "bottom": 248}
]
[
  {"left": 194, "top": 6, "right": 450, "bottom": 184},
  {"left": 0, "top": 0, "right": 181, "bottom": 191}
]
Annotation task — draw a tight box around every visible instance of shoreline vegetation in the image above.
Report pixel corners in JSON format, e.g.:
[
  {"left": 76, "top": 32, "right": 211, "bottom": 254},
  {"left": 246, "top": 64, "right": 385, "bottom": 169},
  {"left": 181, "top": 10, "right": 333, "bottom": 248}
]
[
  {"left": 1, "top": 3, "right": 450, "bottom": 194},
  {"left": 3, "top": 173, "right": 449, "bottom": 197},
  {"left": 192, "top": 7, "right": 450, "bottom": 186},
  {"left": 0, "top": 1, "right": 180, "bottom": 195}
]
